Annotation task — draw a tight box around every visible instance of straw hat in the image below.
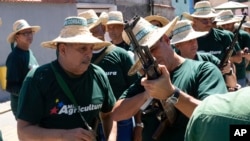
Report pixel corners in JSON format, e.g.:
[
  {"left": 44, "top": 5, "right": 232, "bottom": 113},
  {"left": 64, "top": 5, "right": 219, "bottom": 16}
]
[
  {"left": 7, "top": 19, "right": 40, "bottom": 43},
  {"left": 124, "top": 16, "right": 179, "bottom": 75},
  {"left": 216, "top": 10, "right": 243, "bottom": 26},
  {"left": 182, "top": 1, "right": 217, "bottom": 20},
  {"left": 106, "top": 11, "right": 124, "bottom": 25},
  {"left": 41, "top": 17, "right": 111, "bottom": 50},
  {"left": 242, "top": 21, "right": 250, "bottom": 29},
  {"left": 144, "top": 15, "right": 169, "bottom": 26},
  {"left": 78, "top": 9, "right": 108, "bottom": 30},
  {"left": 170, "top": 20, "right": 208, "bottom": 45},
  {"left": 0, "top": 18, "right": 2, "bottom": 26}
]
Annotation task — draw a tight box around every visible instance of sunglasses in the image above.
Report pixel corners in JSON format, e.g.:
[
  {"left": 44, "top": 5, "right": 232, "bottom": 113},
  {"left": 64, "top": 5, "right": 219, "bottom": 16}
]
[
  {"left": 196, "top": 18, "right": 214, "bottom": 24},
  {"left": 17, "top": 31, "right": 34, "bottom": 36}
]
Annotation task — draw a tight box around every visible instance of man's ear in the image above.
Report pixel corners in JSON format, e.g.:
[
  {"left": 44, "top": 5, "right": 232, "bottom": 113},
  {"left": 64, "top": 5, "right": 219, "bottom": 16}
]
[
  {"left": 58, "top": 43, "right": 66, "bottom": 55},
  {"left": 162, "top": 34, "right": 170, "bottom": 44}
]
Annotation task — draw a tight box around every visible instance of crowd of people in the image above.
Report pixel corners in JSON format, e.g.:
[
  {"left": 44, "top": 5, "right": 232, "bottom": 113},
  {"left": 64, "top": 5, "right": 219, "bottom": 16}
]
[{"left": 1, "top": 1, "right": 250, "bottom": 141}]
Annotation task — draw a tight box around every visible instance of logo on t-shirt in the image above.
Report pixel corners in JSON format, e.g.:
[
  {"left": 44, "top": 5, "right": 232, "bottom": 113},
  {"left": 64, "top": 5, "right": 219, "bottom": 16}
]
[{"left": 50, "top": 98, "right": 102, "bottom": 115}]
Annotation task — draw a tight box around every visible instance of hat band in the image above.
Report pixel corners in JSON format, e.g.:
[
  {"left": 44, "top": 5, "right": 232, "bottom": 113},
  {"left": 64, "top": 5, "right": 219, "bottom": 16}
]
[
  {"left": 195, "top": 7, "right": 212, "bottom": 13},
  {"left": 135, "top": 25, "right": 157, "bottom": 42},
  {"left": 86, "top": 18, "right": 98, "bottom": 25},
  {"left": 173, "top": 25, "right": 191, "bottom": 36},
  {"left": 16, "top": 23, "right": 25, "bottom": 31},
  {"left": 218, "top": 15, "right": 234, "bottom": 21},
  {"left": 108, "top": 17, "right": 123, "bottom": 22},
  {"left": 64, "top": 17, "right": 87, "bottom": 26}
]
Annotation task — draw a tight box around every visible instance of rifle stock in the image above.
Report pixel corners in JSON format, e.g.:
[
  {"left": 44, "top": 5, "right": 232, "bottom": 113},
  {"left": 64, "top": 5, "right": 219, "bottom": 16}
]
[
  {"left": 124, "top": 16, "right": 176, "bottom": 140},
  {"left": 219, "top": 14, "right": 247, "bottom": 68}
]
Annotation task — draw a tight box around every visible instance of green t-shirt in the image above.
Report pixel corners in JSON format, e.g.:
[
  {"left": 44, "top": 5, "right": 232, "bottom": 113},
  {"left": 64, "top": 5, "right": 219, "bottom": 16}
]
[
  {"left": 120, "top": 59, "right": 227, "bottom": 141},
  {"left": 92, "top": 46, "right": 139, "bottom": 100},
  {"left": 185, "top": 87, "right": 250, "bottom": 141},
  {"left": 17, "top": 60, "right": 116, "bottom": 130},
  {"left": 197, "top": 28, "right": 241, "bottom": 60},
  {"left": 6, "top": 47, "right": 39, "bottom": 94},
  {"left": 195, "top": 52, "right": 220, "bottom": 66},
  {"left": 234, "top": 30, "right": 250, "bottom": 80}
]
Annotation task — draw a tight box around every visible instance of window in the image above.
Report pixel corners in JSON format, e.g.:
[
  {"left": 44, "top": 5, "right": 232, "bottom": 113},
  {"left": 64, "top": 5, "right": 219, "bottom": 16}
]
[{"left": 76, "top": 3, "right": 117, "bottom": 14}]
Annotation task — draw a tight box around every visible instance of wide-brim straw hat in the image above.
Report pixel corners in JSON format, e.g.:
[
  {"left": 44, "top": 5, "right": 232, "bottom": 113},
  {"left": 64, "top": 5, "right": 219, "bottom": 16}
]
[
  {"left": 124, "top": 16, "right": 179, "bottom": 75},
  {"left": 171, "top": 20, "right": 208, "bottom": 45},
  {"left": 106, "top": 11, "right": 124, "bottom": 25},
  {"left": 216, "top": 10, "right": 243, "bottom": 26},
  {"left": 242, "top": 21, "right": 250, "bottom": 29},
  {"left": 41, "top": 17, "right": 111, "bottom": 50},
  {"left": 78, "top": 9, "right": 108, "bottom": 30},
  {"left": 182, "top": 1, "right": 218, "bottom": 20},
  {"left": 7, "top": 19, "right": 40, "bottom": 43},
  {"left": 144, "top": 15, "right": 169, "bottom": 26}
]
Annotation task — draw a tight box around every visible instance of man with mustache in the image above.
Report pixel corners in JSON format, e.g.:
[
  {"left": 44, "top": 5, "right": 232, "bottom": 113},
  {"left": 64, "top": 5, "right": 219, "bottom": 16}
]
[
  {"left": 79, "top": 10, "right": 139, "bottom": 141},
  {"left": 171, "top": 20, "right": 238, "bottom": 91},
  {"left": 16, "top": 17, "right": 117, "bottom": 141},
  {"left": 112, "top": 16, "right": 227, "bottom": 141}
]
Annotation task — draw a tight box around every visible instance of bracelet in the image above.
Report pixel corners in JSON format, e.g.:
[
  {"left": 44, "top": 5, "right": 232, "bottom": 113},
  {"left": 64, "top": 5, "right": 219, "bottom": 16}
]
[{"left": 136, "top": 123, "right": 144, "bottom": 128}]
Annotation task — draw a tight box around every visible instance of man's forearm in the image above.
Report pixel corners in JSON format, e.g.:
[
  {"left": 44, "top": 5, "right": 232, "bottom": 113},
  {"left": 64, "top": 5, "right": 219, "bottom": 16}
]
[
  {"left": 100, "top": 112, "right": 117, "bottom": 141},
  {"left": 112, "top": 92, "right": 148, "bottom": 121},
  {"left": 17, "top": 119, "right": 66, "bottom": 141}
]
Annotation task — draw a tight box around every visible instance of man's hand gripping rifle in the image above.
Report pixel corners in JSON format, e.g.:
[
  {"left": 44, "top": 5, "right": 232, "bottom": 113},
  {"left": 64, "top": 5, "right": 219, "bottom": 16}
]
[
  {"left": 219, "top": 14, "right": 247, "bottom": 69},
  {"left": 124, "top": 16, "right": 176, "bottom": 140}
]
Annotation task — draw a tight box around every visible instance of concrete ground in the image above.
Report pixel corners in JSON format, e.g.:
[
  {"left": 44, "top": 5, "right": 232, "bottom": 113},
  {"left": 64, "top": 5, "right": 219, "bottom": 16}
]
[{"left": 0, "top": 101, "right": 18, "bottom": 141}]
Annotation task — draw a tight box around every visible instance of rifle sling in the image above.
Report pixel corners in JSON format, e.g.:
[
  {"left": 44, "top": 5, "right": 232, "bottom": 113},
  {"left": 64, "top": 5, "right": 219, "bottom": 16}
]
[{"left": 50, "top": 63, "right": 93, "bottom": 130}]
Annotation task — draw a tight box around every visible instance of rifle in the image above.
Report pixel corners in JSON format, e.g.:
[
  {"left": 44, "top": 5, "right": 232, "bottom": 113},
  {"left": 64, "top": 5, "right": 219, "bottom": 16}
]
[
  {"left": 219, "top": 14, "right": 247, "bottom": 69},
  {"left": 124, "top": 16, "right": 176, "bottom": 140}
]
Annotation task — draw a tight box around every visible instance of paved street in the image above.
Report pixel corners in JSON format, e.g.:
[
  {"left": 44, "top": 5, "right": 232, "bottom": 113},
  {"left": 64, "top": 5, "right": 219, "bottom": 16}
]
[{"left": 0, "top": 101, "right": 18, "bottom": 141}]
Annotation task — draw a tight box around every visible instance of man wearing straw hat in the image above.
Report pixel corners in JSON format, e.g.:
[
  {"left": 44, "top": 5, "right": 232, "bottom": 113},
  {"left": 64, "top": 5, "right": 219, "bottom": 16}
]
[
  {"left": 144, "top": 15, "right": 169, "bottom": 28},
  {"left": 78, "top": 9, "right": 139, "bottom": 141},
  {"left": 217, "top": 10, "right": 250, "bottom": 88},
  {"left": 106, "top": 11, "right": 131, "bottom": 51},
  {"left": 16, "top": 16, "right": 117, "bottom": 141},
  {"left": 5, "top": 19, "right": 40, "bottom": 118},
  {"left": 171, "top": 20, "right": 239, "bottom": 91},
  {"left": 183, "top": 1, "right": 242, "bottom": 66},
  {"left": 112, "top": 16, "right": 227, "bottom": 141}
]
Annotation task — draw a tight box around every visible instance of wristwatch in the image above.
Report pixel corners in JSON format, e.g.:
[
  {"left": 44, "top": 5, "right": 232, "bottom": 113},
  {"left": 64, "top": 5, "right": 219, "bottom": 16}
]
[
  {"left": 136, "top": 122, "right": 144, "bottom": 128},
  {"left": 166, "top": 87, "right": 180, "bottom": 105}
]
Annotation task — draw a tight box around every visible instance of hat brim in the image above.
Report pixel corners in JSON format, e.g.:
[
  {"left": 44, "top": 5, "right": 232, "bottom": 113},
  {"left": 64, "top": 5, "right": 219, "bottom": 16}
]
[
  {"left": 182, "top": 12, "right": 217, "bottom": 20},
  {"left": 171, "top": 31, "right": 208, "bottom": 45},
  {"left": 106, "top": 21, "right": 124, "bottom": 25},
  {"left": 7, "top": 26, "right": 40, "bottom": 43},
  {"left": 144, "top": 15, "right": 169, "bottom": 26},
  {"left": 41, "top": 34, "right": 111, "bottom": 50},
  {"left": 88, "top": 12, "right": 109, "bottom": 30},
  {"left": 216, "top": 18, "right": 242, "bottom": 26},
  {"left": 127, "top": 16, "right": 179, "bottom": 75}
]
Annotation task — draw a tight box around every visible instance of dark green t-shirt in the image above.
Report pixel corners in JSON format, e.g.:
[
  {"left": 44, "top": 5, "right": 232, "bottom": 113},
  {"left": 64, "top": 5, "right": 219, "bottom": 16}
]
[
  {"left": 195, "top": 52, "right": 220, "bottom": 66},
  {"left": 197, "top": 28, "right": 241, "bottom": 60},
  {"left": 6, "top": 47, "right": 39, "bottom": 94},
  {"left": 234, "top": 30, "right": 250, "bottom": 79},
  {"left": 185, "top": 87, "right": 250, "bottom": 141},
  {"left": 120, "top": 59, "right": 227, "bottom": 141},
  {"left": 17, "top": 60, "right": 116, "bottom": 130},
  {"left": 92, "top": 46, "right": 139, "bottom": 100}
]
